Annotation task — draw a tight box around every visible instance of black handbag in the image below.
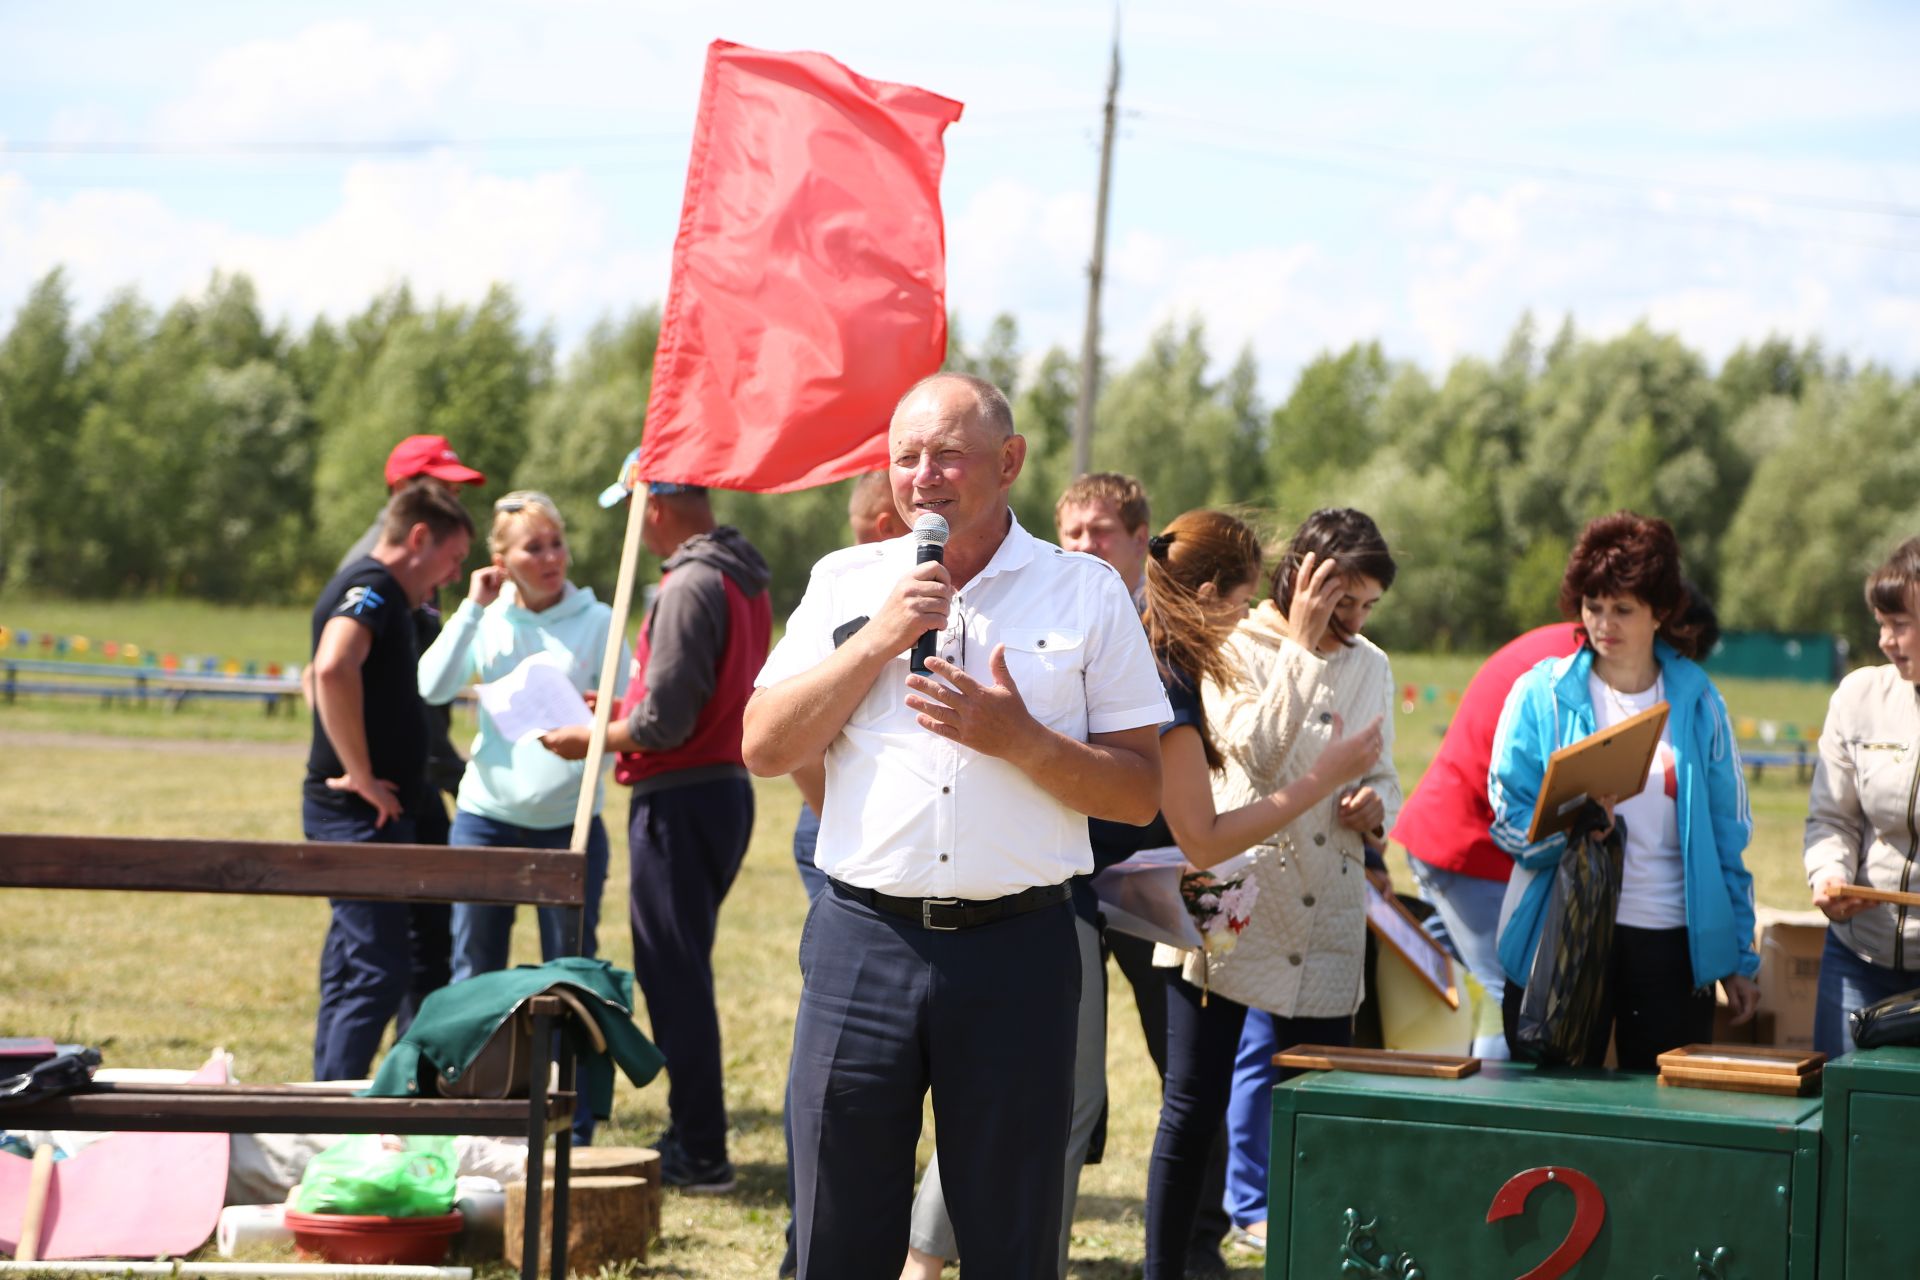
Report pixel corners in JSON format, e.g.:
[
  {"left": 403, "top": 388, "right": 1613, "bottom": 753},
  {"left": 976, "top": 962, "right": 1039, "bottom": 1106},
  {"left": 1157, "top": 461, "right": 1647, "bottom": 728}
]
[
  {"left": 1849, "top": 986, "right": 1920, "bottom": 1050},
  {"left": 1513, "top": 803, "right": 1625, "bottom": 1067}
]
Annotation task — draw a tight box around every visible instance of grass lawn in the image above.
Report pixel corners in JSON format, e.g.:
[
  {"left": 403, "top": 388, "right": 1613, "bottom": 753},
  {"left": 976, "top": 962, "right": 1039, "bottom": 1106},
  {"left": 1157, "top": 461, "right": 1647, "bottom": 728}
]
[{"left": 0, "top": 596, "right": 1848, "bottom": 1277}]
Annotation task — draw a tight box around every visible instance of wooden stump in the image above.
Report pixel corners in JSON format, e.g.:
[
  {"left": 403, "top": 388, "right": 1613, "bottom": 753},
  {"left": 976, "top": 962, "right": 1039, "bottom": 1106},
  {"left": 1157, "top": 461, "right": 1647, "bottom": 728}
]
[
  {"left": 569, "top": 1147, "right": 660, "bottom": 1242},
  {"left": 505, "top": 1173, "right": 652, "bottom": 1274}
]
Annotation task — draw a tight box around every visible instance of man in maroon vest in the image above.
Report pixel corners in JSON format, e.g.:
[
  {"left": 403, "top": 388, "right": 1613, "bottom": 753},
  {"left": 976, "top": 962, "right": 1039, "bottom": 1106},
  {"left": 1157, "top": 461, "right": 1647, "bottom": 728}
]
[{"left": 543, "top": 453, "right": 772, "bottom": 1191}]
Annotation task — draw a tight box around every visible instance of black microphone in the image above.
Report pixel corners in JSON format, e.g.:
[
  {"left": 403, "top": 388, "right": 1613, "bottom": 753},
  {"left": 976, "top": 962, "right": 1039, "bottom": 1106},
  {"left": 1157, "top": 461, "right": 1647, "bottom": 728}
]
[{"left": 909, "top": 512, "right": 950, "bottom": 675}]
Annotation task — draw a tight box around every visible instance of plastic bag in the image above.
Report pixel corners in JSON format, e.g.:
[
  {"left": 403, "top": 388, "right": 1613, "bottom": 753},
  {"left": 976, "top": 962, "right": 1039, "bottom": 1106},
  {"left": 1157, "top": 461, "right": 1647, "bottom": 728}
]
[
  {"left": 1850, "top": 987, "right": 1920, "bottom": 1050},
  {"left": 293, "top": 1134, "right": 457, "bottom": 1217},
  {"left": 1513, "top": 805, "right": 1624, "bottom": 1067}
]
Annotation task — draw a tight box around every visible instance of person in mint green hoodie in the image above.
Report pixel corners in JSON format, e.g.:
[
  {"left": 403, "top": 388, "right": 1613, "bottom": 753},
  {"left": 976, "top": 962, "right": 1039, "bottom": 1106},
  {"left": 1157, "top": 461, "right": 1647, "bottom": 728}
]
[{"left": 419, "top": 490, "right": 628, "bottom": 983}]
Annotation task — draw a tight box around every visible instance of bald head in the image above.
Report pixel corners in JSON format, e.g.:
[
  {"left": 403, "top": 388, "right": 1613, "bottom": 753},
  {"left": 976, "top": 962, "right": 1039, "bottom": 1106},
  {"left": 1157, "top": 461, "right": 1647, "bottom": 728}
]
[
  {"left": 888, "top": 371, "right": 1026, "bottom": 574},
  {"left": 892, "top": 371, "right": 1015, "bottom": 441}
]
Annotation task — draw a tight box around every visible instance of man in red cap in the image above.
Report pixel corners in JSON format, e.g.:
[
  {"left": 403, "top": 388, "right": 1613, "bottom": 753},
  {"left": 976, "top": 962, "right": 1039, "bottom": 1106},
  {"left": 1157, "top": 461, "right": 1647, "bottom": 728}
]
[
  {"left": 328, "top": 435, "right": 487, "bottom": 1041},
  {"left": 382, "top": 434, "right": 488, "bottom": 491}
]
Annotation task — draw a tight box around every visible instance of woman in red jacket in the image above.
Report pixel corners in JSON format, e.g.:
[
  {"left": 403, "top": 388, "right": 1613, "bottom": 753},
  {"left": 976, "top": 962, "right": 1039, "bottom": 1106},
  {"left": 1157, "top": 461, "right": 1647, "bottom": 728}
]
[{"left": 1391, "top": 624, "right": 1580, "bottom": 1058}]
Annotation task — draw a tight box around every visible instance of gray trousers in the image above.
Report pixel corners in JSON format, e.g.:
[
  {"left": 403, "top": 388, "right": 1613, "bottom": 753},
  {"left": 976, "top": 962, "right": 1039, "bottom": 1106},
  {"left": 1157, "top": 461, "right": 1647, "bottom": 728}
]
[{"left": 907, "top": 911, "right": 1105, "bottom": 1276}]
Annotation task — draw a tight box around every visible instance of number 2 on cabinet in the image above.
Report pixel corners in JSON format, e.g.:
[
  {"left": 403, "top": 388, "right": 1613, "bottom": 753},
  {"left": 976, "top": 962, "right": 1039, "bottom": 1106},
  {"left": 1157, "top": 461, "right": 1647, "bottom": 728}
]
[{"left": 1485, "top": 1166, "right": 1606, "bottom": 1280}]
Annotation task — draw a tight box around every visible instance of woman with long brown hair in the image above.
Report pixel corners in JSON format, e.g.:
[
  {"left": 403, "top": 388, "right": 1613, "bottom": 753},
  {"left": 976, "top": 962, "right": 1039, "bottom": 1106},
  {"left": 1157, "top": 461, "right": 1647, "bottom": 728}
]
[{"left": 1141, "top": 509, "right": 1386, "bottom": 1279}]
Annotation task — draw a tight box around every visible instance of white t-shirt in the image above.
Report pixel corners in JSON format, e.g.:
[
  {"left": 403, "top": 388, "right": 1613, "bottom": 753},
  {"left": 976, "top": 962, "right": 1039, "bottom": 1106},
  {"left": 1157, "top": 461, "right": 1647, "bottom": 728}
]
[
  {"left": 756, "top": 510, "right": 1173, "bottom": 900},
  {"left": 1590, "top": 672, "right": 1687, "bottom": 930}
]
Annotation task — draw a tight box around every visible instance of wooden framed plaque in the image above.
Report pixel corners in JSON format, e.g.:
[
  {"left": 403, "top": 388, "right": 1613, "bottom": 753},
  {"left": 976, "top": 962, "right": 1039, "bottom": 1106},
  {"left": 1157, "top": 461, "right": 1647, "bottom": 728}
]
[
  {"left": 1656, "top": 1044, "right": 1826, "bottom": 1075},
  {"left": 1274, "top": 1044, "right": 1480, "bottom": 1079},
  {"left": 1657, "top": 1044, "right": 1826, "bottom": 1097},
  {"left": 1830, "top": 883, "right": 1920, "bottom": 909},
  {"left": 1526, "top": 701, "right": 1670, "bottom": 843},
  {"left": 1365, "top": 884, "right": 1459, "bottom": 1009}
]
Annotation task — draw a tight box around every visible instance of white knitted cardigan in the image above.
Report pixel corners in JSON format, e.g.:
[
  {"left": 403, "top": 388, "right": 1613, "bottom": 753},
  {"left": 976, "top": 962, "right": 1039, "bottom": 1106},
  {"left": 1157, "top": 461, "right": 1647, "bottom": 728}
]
[{"left": 1184, "top": 601, "right": 1401, "bottom": 1018}]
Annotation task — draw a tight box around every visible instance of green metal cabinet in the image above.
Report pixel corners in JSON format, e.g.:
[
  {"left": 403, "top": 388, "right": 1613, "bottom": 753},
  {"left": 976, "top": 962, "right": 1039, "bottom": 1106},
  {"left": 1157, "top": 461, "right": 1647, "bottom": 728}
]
[
  {"left": 1819, "top": 1047, "right": 1920, "bottom": 1276},
  {"left": 1267, "top": 1063, "right": 1822, "bottom": 1279}
]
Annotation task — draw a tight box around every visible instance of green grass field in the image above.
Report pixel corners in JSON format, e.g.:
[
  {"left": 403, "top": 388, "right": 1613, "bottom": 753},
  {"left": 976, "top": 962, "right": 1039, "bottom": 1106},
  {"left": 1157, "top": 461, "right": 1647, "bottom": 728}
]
[{"left": 0, "top": 596, "right": 1844, "bottom": 1277}]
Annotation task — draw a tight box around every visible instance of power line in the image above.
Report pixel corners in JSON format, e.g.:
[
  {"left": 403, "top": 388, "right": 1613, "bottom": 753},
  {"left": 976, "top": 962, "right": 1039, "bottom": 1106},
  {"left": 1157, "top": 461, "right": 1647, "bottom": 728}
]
[
  {"left": 0, "top": 133, "right": 687, "bottom": 156},
  {"left": 0, "top": 107, "right": 1093, "bottom": 158},
  {"left": 1136, "top": 107, "right": 1920, "bottom": 222},
  {"left": 1133, "top": 125, "right": 1920, "bottom": 257}
]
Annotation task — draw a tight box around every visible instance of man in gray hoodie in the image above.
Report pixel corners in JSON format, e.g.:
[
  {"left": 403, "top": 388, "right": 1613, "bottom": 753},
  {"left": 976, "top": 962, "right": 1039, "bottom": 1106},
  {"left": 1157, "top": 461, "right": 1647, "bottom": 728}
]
[{"left": 543, "top": 455, "right": 772, "bottom": 1192}]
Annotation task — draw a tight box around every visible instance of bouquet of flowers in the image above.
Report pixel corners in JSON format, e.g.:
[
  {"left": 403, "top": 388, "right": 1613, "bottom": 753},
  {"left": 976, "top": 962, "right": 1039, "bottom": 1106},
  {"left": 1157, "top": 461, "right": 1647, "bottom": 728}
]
[{"left": 1179, "top": 850, "right": 1260, "bottom": 960}]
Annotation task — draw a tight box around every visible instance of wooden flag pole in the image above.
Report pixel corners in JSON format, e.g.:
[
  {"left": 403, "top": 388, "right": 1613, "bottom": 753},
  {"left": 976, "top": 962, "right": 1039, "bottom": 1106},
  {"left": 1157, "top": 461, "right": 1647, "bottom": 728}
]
[{"left": 568, "top": 487, "right": 650, "bottom": 868}]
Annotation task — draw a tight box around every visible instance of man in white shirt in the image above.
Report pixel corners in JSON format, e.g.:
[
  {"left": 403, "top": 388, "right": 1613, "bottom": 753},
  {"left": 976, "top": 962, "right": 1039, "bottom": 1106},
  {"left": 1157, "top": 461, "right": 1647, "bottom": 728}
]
[{"left": 744, "top": 372, "right": 1170, "bottom": 1279}]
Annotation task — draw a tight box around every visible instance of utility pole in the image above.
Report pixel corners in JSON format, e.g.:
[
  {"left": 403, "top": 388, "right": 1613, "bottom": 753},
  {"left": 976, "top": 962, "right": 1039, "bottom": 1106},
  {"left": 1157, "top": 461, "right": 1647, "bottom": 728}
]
[{"left": 1072, "top": 16, "right": 1120, "bottom": 479}]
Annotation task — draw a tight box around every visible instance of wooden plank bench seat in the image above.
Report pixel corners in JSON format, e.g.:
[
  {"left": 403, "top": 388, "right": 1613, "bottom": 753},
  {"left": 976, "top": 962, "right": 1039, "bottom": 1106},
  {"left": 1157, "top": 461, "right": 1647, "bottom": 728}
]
[{"left": 0, "top": 832, "right": 590, "bottom": 1280}]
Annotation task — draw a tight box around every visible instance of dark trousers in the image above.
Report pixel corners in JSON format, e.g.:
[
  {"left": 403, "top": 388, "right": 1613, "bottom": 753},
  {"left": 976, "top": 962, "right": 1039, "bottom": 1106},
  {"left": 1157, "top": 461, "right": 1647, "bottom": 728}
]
[
  {"left": 627, "top": 776, "right": 753, "bottom": 1165},
  {"left": 306, "top": 794, "right": 421, "bottom": 1081},
  {"left": 1145, "top": 973, "right": 1349, "bottom": 1279},
  {"left": 789, "top": 883, "right": 1080, "bottom": 1280},
  {"left": 781, "top": 805, "right": 832, "bottom": 1276},
  {"left": 1109, "top": 929, "right": 1232, "bottom": 1254},
  {"left": 1503, "top": 924, "right": 1713, "bottom": 1070},
  {"left": 398, "top": 789, "right": 453, "bottom": 1036}
]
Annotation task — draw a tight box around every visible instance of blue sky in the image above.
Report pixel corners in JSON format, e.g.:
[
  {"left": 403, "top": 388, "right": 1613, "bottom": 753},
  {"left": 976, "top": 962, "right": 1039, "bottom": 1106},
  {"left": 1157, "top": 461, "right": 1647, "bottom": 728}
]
[{"left": 3, "top": 1, "right": 1917, "bottom": 396}]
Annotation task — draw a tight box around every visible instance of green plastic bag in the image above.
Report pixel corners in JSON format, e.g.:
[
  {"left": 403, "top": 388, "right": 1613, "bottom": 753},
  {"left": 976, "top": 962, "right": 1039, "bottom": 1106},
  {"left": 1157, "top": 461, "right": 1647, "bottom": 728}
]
[{"left": 293, "top": 1134, "right": 458, "bottom": 1217}]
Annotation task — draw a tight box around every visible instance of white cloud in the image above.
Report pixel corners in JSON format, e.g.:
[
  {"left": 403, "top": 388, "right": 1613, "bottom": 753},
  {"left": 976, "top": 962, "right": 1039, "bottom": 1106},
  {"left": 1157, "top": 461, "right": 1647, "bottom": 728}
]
[
  {"left": 0, "top": 157, "right": 669, "bottom": 343},
  {"left": 156, "top": 21, "right": 459, "bottom": 145},
  {"left": 944, "top": 178, "right": 1093, "bottom": 338}
]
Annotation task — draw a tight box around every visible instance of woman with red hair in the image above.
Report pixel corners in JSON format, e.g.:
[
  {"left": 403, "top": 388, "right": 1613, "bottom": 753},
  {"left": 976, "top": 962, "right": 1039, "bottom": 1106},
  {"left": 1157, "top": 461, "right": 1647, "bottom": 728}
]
[{"left": 1488, "top": 511, "right": 1759, "bottom": 1066}]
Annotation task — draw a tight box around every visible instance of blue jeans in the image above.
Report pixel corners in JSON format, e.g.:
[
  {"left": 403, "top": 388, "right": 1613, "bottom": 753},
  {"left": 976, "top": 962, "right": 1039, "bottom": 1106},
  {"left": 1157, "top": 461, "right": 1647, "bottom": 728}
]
[
  {"left": 446, "top": 810, "right": 609, "bottom": 981},
  {"left": 447, "top": 808, "right": 609, "bottom": 1145},
  {"left": 1222, "top": 1005, "right": 1352, "bottom": 1230},
  {"left": 1815, "top": 929, "right": 1920, "bottom": 1056},
  {"left": 1408, "top": 858, "right": 1511, "bottom": 1060}
]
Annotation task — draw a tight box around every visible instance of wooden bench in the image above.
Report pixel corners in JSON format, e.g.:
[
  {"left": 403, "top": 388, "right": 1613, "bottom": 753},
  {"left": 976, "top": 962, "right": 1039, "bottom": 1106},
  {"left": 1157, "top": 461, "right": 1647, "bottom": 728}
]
[{"left": 0, "top": 833, "right": 590, "bottom": 1280}]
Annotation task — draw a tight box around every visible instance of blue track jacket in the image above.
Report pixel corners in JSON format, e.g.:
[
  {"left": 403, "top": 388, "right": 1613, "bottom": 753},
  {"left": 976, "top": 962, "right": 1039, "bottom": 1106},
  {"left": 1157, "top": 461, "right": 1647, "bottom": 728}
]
[{"left": 1488, "top": 640, "right": 1758, "bottom": 990}]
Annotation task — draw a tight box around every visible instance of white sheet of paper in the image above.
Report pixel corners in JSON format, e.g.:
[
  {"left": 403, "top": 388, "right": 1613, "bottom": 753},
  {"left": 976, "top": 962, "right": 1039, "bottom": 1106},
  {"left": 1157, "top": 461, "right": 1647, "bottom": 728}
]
[{"left": 477, "top": 652, "right": 592, "bottom": 742}]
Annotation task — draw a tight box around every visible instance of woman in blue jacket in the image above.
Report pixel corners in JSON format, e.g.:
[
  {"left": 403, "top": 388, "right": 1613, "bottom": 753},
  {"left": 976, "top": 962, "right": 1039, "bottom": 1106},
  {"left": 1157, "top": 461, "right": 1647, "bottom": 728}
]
[
  {"left": 1488, "top": 511, "right": 1759, "bottom": 1067},
  {"left": 419, "top": 491, "right": 627, "bottom": 981}
]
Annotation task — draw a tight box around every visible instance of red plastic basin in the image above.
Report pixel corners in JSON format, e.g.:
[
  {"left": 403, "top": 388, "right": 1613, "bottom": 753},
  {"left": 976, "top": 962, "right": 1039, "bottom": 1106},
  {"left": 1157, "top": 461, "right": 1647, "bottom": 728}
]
[{"left": 283, "top": 1209, "right": 465, "bottom": 1265}]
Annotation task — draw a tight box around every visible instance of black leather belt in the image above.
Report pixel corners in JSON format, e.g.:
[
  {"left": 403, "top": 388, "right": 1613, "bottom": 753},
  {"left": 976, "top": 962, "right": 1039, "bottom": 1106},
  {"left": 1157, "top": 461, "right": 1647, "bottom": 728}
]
[{"left": 831, "top": 879, "right": 1070, "bottom": 931}]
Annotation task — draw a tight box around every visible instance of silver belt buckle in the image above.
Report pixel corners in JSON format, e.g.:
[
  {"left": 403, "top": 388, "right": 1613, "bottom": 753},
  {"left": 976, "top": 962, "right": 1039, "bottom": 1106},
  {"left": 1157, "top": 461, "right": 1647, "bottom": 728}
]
[{"left": 921, "top": 897, "right": 963, "bottom": 930}]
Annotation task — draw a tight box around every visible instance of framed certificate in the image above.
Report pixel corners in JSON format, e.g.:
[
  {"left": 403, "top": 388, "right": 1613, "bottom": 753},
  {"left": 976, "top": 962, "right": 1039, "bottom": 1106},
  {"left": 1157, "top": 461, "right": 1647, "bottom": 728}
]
[
  {"left": 1526, "top": 701, "right": 1669, "bottom": 843},
  {"left": 1365, "top": 884, "right": 1458, "bottom": 1010}
]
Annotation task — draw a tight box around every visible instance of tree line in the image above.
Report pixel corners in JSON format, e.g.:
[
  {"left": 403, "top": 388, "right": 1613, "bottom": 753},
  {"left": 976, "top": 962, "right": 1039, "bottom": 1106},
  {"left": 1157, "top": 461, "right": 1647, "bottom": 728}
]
[{"left": 1, "top": 268, "right": 1915, "bottom": 654}]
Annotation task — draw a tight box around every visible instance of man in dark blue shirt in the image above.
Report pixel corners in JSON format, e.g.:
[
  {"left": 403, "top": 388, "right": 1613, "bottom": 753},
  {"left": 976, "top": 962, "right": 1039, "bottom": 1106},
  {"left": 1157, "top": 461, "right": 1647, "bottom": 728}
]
[{"left": 305, "top": 482, "right": 473, "bottom": 1081}]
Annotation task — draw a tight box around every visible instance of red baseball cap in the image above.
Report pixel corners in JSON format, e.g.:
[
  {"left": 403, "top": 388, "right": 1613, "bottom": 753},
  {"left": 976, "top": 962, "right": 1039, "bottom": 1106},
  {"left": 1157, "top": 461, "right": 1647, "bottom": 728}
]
[{"left": 384, "top": 435, "right": 486, "bottom": 488}]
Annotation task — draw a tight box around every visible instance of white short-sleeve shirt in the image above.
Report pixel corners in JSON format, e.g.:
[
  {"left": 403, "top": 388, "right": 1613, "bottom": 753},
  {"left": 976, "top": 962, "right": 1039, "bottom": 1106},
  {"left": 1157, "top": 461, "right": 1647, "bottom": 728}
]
[{"left": 756, "top": 509, "right": 1172, "bottom": 899}]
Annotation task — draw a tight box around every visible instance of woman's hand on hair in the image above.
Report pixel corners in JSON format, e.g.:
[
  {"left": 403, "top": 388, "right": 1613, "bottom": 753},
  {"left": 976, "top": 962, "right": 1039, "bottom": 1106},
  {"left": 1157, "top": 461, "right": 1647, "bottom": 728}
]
[
  {"left": 1284, "top": 551, "right": 1344, "bottom": 652},
  {"left": 469, "top": 565, "right": 505, "bottom": 607}
]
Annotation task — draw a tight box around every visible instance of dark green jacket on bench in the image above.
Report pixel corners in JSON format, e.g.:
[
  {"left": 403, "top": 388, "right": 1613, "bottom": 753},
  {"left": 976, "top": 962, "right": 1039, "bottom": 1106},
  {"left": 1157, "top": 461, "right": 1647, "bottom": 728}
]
[{"left": 364, "top": 956, "right": 664, "bottom": 1119}]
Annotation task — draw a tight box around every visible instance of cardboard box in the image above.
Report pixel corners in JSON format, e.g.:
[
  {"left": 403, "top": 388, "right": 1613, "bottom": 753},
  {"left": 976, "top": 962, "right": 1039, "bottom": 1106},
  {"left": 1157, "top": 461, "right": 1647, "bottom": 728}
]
[
  {"left": 1710, "top": 1000, "right": 1775, "bottom": 1046},
  {"left": 1755, "top": 907, "right": 1828, "bottom": 1051}
]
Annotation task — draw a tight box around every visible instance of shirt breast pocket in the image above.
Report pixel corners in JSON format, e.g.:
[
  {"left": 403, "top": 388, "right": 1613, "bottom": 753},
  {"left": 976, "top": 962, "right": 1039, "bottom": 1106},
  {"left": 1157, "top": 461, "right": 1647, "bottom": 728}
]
[
  {"left": 1852, "top": 738, "right": 1914, "bottom": 791},
  {"left": 999, "top": 628, "right": 1085, "bottom": 726},
  {"left": 849, "top": 655, "right": 911, "bottom": 729}
]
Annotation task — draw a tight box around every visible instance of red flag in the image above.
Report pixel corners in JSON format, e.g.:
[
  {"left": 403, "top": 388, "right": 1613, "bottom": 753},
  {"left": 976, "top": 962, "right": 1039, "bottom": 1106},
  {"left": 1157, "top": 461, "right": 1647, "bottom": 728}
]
[{"left": 637, "top": 41, "right": 964, "bottom": 493}]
